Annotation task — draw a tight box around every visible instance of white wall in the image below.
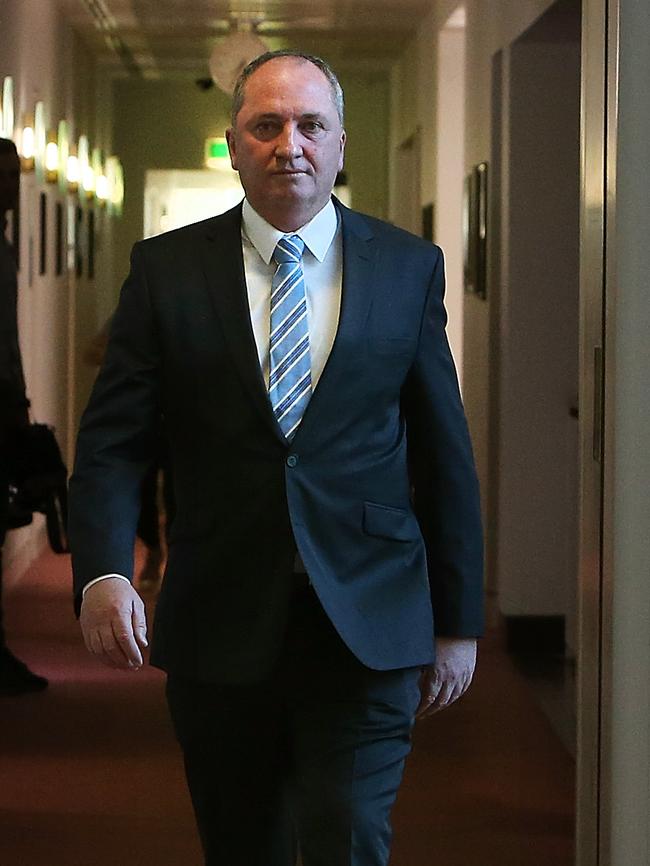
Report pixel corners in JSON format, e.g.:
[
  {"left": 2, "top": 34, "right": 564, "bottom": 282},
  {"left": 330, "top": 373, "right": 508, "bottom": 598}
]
[
  {"left": 497, "top": 25, "right": 581, "bottom": 629},
  {"left": 435, "top": 20, "right": 466, "bottom": 379},
  {"left": 0, "top": 0, "right": 107, "bottom": 577},
  {"left": 391, "top": 0, "right": 581, "bottom": 631},
  {"left": 390, "top": 0, "right": 557, "bottom": 507}
]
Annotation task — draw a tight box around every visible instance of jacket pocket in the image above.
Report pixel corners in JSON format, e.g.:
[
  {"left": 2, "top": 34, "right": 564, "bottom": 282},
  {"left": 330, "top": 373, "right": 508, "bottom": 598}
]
[{"left": 363, "top": 501, "right": 419, "bottom": 542}]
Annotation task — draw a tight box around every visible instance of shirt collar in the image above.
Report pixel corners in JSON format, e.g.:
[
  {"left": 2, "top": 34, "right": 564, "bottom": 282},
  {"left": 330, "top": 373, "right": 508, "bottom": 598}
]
[{"left": 241, "top": 198, "right": 338, "bottom": 265}]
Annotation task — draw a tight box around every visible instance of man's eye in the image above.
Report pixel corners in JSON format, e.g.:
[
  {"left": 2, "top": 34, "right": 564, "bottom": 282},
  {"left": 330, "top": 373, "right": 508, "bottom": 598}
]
[
  {"left": 256, "top": 122, "right": 277, "bottom": 134},
  {"left": 302, "top": 122, "right": 323, "bottom": 134}
]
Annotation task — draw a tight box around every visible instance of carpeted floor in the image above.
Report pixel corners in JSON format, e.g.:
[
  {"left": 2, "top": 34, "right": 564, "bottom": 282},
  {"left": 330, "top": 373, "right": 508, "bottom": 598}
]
[{"left": 0, "top": 545, "right": 574, "bottom": 865}]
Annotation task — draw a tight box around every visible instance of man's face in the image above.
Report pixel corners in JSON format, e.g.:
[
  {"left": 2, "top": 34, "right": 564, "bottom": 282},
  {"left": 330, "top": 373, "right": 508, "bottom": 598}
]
[
  {"left": 226, "top": 58, "right": 346, "bottom": 229},
  {"left": 0, "top": 151, "right": 20, "bottom": 215}
]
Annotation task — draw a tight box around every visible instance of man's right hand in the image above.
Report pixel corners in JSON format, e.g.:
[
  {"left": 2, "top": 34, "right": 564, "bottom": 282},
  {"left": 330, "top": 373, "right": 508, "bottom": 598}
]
[{"left": 80, "top": 577, "right": 148, "bottom": 670}]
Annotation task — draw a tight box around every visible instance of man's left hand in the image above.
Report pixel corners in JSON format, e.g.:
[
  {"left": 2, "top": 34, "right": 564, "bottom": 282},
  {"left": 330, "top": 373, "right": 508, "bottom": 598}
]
[{"left": 416, "top": 637, "right": 477, "bottom": 719}]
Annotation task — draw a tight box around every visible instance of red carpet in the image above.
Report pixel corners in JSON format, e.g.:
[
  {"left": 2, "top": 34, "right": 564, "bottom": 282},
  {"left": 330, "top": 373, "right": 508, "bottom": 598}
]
[{"left": 0, "top": 546, "right": 574, "bottom": 865}]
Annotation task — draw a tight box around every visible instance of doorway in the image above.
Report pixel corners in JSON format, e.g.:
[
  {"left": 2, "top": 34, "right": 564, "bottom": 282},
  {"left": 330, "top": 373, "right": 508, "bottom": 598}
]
[
  {"left": 488, "top": 0, "right": 583, "bottom": 817},
  {"left": 143, "top": 169, "right": 243, "bottom": 238}
]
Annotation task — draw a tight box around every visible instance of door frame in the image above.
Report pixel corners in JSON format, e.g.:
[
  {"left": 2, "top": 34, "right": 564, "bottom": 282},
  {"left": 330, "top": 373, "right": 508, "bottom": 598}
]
[{"left": 576, "top": 0, "right": 618, "bottom": 863}]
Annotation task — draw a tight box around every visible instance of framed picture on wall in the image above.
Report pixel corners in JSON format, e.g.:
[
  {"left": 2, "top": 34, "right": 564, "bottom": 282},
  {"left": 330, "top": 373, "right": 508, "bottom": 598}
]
[
  {"left": 55, "top": 202, "right": 63, "bottom": 276},
  {"left": 463, "top": 162, "right": 489, "bottom": 299},
  {"left": 421, "top": 202, "right": 435, "bottom": 242},
  {"left": 475, "top": 161, "right": 488, "bottom": 299},
  {"left": 88, "top": 210, "right": 95, "bottom": 280},
  {"left": 39, "top": 192, "right": 47, "bottom": 275},
  {"left": 463, "top": 171, "right": 477, "bottom": 293},
  {"left": 75, "top": 206, "right": 84, "bottom": 278}
]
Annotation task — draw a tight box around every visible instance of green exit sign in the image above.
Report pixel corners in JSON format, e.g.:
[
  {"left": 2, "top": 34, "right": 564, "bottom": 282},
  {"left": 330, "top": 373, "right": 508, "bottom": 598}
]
[{"left": 205, "top": 137, "right": 230, "bottom": 168}]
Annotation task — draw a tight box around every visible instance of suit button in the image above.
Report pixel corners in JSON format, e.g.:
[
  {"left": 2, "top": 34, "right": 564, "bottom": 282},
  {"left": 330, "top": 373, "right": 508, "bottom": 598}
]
[{"left": 286, "top": 454, "right": 298, "bottom": 468}]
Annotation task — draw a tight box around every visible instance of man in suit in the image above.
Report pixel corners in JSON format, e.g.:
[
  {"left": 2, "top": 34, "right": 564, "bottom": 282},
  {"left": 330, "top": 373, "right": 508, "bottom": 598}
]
[{"left": 70, "top": 50, "right": 483, "bottom": 866}]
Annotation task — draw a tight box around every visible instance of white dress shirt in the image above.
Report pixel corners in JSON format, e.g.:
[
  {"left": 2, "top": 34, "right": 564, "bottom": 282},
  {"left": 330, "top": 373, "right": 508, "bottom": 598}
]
[
  {"left": 83, "top": 198, "right": 343, "bottom": 597},
  {"left": 241, "top": 197, "right": 342, "bottom": 389}
]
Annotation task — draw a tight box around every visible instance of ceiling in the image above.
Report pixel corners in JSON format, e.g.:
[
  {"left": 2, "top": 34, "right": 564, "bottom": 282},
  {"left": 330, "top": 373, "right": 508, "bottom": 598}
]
[{"left": 58, "top": 0, "right": 433, "bottom": 77}]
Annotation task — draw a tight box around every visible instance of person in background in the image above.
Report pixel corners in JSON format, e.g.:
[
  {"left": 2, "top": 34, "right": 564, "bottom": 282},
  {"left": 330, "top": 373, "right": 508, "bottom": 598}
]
[
  {"left": 70, "top": 52, "right": 483, "bottom": 865},
  {"left": 0, "top": 137, "right": 48, "bottom": 696}
]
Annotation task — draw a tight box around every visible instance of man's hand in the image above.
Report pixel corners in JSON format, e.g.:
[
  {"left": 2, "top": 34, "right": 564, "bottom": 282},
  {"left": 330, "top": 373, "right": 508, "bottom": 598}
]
[
  {"left": 416, "top": 637, "right": 477, "bottom": 719},
  {"left": 80, "top": 577, "right": 148, "bottom": 670}
]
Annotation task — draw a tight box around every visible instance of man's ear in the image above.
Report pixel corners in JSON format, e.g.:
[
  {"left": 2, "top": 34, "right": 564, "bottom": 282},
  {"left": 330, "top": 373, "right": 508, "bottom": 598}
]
[
  {"left": 226, "top": 128, "right": 238, "bottom": 170},
  {"left": 338, "top": 129, "right": 346, "bottom": 172}
]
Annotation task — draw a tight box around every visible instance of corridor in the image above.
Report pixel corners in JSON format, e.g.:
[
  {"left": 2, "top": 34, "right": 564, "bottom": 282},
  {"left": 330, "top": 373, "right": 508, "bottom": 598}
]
[{"left": 0, "top": 546, "right": 574, "bottom": 866}]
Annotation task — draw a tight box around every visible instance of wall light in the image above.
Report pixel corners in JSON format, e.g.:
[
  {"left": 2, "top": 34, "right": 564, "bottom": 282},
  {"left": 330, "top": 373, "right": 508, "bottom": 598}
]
[
  {"left": 58, "top": 120, "right": 70, "bottom": 194},
  {"left": 90, "top": 147, "right": 103, "bottom": 201},
  {"left": 20, "top": 114, "right": 35, "bottom": 172},
  {"left": 45, "top": 130, "right": 59, "bottom": 183},
  {"left": 82, "top": 163, "right": 95, "bottom": 199},
  {"left": 105, "top": 155, "right": 124, "bottom": 216},
  {"left": 34, "top": 101, "right": 46, "bottom": 183},
  {"left": 2, "top": 77, "right": 14, "bottom": 139},
  {"left": 78, "top": 135, "right": 90, "bottom": 201},
  {"left": 96, "top": 173, "right": 109, "bottom": 205},
  {"left": 67, "top": 145, "right": 80, "bottom": 193}
]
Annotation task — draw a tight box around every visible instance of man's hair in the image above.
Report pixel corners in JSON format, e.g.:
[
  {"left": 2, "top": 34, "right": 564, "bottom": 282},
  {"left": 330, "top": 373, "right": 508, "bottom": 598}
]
[
  {"left": 0, "top": 138, "right": 19, "bottom": 157},
  {"left": 231, "top": 49, "right": 345, "bottom": 127}
]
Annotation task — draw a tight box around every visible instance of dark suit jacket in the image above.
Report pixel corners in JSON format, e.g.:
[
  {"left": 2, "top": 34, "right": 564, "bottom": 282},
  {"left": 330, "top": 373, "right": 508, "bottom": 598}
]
[{"left": 69, "top": 199, "right": 484, "bottom": 683}]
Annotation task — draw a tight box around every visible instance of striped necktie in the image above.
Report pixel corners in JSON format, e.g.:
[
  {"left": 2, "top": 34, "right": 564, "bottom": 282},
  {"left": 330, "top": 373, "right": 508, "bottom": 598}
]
[{"left": 269, "top": 235, "right": 312, "bottom": 440}]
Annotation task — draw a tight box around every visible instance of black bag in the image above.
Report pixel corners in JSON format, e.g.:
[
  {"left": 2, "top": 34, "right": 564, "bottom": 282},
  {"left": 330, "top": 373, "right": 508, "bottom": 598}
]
[{"left": 7, "top": 423, "right": 69, "bottom": 554}]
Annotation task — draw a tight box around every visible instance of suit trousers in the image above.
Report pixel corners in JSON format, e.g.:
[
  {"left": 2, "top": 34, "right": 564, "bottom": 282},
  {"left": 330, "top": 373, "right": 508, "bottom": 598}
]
[{"left": 165, "top": 581, "right": 422, "bottom": 866}]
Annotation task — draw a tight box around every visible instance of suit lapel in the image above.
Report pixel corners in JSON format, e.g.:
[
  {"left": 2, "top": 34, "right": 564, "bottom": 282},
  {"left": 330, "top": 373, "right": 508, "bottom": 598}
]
[
  {"left": 199, "top": 201, "right": 377, "bottom": 446},
  {"left": 292, "top": 203, "right": 377, "bottom": 443},
  {"left": 200, "top": 204, "right": 286, "bottom": 442}
]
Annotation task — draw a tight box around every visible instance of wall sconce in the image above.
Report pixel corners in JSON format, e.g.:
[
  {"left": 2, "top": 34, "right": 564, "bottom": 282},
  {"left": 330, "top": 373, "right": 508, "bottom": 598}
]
[
  {"left": 89, "top": 147, "right": 103, "bottom": 202},
  {"left": 1, "top": 77, "right": 14, "bottom": 139},
  {"left": 78, "top": 135, "right": 90, "bottom": 201},
  {"left": 82, "top": 163, "right": 95, "bottom": 200},
  {"left": 20, "top": 114, "right": 35, "bottom": 172},
  {"left": 57, "top": 120, "right": 70, "bottom": 195},
  {"left": 106, "top": 156, "right": 124, "bottom": 216},
  {"left": 34, "top": 101, "right": 46, "bottom": 183},
  {"left": 45, "top": 130, "right": 59, "bottom": 183},
  {"left": 96, "top": 173, "right": 109, "bottom": 206},
  {"left": 67, "top": 145, "right": 80, "bottom": 193}
]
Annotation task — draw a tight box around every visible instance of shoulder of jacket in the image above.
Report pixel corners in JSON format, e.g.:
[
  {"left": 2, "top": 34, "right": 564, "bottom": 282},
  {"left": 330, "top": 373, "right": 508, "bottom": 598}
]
[
  {"left": 341, "top": 205, "right": 442, "bottom": 262},
  {"left": 133, "top": 205, "right": 240, "bottom": 257}
]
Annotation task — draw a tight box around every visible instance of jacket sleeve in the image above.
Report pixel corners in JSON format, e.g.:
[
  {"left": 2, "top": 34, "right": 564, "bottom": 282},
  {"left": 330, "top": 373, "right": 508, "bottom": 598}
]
[
  {"left": 401, "top": 247, "right": 485, "bottom": 637},
  {"left": 68, "top": 242, "right": 161, "bottom": 613}
]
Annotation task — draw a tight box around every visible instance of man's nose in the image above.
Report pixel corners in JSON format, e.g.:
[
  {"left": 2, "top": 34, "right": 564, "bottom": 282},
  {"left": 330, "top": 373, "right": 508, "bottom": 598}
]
[{"left": 274, "top": 125, "right": 302, "bottom": 160}]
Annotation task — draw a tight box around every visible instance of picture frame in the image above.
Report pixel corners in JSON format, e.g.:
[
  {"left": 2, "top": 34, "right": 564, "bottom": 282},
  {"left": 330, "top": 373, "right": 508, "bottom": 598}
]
[
  {"left": 39, "top": 192, "right": 47, "bottom": 275},
  {"left": 462, "top": 171, "right": 477, "bottom": 293},
  {"left": 55, "top": 202, "right": 63, "bottom": 276},
  {"left": 463, "top": 161, "right": 489, "bottom": 299},
  {"left": 421, "top": 202, "right": 435, "bottom": 242},
  {"left": 88, "top": 209, "right": 95, "bottom": 280},
  {"left": 75, "top": 206, "right": 83, "bottom": 278}
]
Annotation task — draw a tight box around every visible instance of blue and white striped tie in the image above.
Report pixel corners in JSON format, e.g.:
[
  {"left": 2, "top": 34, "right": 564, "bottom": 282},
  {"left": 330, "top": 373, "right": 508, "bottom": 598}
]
[{"left": 269, "top": 235, "right": 312, "bottom": 440}]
